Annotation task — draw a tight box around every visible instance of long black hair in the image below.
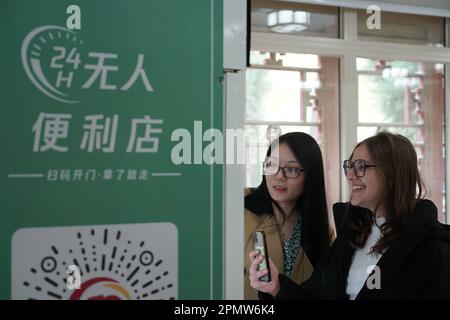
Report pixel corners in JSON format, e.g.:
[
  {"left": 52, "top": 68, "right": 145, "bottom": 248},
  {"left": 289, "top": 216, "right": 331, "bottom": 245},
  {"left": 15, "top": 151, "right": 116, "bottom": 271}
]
[{"left": 248, "top": 132, "right": 331, "bottom": 266}]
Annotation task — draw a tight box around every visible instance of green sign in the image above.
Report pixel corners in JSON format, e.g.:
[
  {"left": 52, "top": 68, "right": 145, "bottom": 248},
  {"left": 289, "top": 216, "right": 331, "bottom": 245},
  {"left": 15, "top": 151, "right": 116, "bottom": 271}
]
[{"left": 0, "top": 0, "right": 223, "bottom": 299}]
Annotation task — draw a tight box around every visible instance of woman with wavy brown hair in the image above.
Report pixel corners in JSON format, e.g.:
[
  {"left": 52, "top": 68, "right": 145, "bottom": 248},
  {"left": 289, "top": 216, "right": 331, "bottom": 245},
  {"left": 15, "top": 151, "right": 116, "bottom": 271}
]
[{"left": 249, "top": 131, "right": 450, "bottom": 300}]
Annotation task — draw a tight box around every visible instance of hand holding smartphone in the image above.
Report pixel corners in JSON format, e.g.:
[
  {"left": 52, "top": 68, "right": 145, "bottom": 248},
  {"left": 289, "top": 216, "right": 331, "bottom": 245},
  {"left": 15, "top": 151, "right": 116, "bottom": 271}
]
[{"left": 252, "top": 230, "right": 271, "bottom": 282}]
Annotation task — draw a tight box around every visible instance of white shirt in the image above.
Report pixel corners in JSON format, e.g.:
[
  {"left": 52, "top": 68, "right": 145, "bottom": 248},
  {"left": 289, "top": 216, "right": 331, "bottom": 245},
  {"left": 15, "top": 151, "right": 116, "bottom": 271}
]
[{"left": 346, "top": 217, "right": 385, "bottom": 300}]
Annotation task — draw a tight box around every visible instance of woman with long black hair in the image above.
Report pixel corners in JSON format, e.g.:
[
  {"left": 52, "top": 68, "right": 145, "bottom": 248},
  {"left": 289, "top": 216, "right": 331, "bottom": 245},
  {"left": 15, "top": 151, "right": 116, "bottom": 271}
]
[{"left": 244, "top": 132, "right": 333, "bottom": 299}]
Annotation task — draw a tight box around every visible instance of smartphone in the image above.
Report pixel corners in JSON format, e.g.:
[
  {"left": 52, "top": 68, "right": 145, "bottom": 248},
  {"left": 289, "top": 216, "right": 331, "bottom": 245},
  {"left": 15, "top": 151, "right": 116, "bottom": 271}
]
[{"left": 252, "top": 230, "right": 271, "bottom": 282}]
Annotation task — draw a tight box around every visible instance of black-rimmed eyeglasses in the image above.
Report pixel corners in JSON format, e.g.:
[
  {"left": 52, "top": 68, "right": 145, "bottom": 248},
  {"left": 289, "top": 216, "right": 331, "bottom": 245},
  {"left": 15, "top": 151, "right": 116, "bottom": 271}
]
[
  {"left": 262, "top": 161, "right": 305, "bottom": 179},
  {"left": 343, "top": 159, "right": 376, "bottom": 178}
]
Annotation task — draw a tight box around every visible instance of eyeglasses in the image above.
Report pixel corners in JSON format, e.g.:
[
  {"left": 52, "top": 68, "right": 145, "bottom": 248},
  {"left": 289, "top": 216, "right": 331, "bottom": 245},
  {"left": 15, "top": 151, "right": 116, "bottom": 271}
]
[
  {"left": 343, "top": 159, "right": 377, "bottom": 178},
  {"left": 262, "top": 161, "right": 305, "bottom": 179}
]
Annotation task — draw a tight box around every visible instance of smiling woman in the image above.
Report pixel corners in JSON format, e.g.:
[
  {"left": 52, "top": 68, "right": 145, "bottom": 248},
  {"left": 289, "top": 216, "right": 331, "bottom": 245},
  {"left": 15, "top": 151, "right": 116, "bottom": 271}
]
[
  {"left": 243, "top": 132, "right": 333, "bottom": 299},
  {"left": 344, "top": 132, "right": 427, "bottom": 255}
]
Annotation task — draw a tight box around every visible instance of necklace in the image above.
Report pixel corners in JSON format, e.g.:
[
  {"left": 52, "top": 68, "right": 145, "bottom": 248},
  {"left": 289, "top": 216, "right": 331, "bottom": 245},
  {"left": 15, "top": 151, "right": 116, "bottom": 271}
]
[
  {"left": 276, "top": 222, "right": 287, "bottom": 243},
  {"left": 278, "top": 227, "right": 287, "bottom": 243},
  {"left": 278, "top": 218, "right": 301, "bottom": 243}
]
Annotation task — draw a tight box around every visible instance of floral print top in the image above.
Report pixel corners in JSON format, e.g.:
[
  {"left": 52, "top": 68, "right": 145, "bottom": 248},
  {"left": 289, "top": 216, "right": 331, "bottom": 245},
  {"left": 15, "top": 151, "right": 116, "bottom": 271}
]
[{"left": 282, "top": 218, "right": 302, "bottom": 276}]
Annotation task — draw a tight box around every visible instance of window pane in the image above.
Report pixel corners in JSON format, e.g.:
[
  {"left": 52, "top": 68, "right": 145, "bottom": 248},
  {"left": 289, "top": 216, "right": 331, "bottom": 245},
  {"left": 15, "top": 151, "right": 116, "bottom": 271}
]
[
  {"left": 357, "top": 10, "right": 444, "bottom": 46},
  {"left": 245, "top": 54, "right": 340, "bottom": 211},
  {"left": 251, "top": 0, "right": 339, "bottom": 38},
  {"left": 246, "top": 69, "right": 302, "bottom": 122},
  {"left": 357, "top": 57, "right": 446, "bottom": 220},
  {"left": 358, "top": 59, "right": 423, "bottom": 124}
]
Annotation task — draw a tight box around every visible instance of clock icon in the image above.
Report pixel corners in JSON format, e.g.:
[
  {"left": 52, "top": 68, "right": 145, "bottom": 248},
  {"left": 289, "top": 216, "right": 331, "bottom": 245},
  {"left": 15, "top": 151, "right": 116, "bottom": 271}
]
[{"left": 21, "top": 25, "right": 83, "bottom": 104}]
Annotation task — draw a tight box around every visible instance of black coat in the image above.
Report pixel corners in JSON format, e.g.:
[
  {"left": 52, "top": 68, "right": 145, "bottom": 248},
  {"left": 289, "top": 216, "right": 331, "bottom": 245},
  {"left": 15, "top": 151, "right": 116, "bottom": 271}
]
[{"left": 264, "top": 200, "right": 450, "bottom": 300}]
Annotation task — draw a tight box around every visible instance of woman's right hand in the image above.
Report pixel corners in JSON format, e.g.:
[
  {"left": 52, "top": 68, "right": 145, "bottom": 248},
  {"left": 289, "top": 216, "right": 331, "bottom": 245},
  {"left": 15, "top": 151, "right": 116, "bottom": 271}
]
[{"left": 248, "top": 249, "right": 280, "bottom": 297}]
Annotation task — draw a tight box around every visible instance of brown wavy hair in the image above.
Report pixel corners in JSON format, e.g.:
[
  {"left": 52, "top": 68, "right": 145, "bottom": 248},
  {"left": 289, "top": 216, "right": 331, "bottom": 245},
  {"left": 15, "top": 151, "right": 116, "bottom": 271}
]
[{"left": 345, "top": 132, "right": 426, "bottom": 254}]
